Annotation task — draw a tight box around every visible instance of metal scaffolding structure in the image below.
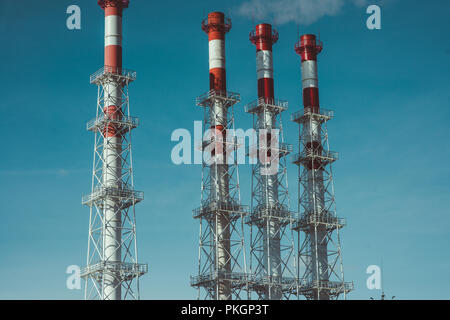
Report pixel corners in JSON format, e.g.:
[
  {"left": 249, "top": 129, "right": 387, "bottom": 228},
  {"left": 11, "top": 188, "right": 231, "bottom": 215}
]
[
  {"left": 191, "top": 12, "right": 248, "bottom": 300},
  {"left": 292, "top": 35, "right": 353, "bottom": 300},
  {"left": 81, "top": 0, "right": 147, "bottom": 300},
  {"left": 191, "top": 89, "right": 249, "bottom": 300},
  {"left": 82, "top": 66, "right": 147, "bottom": 300},
  {"left": 245, "top": 98, "right": 297, "bottom": 300},
  {"left": 244, "top": 22, "right": 296, "bottom": 301}
]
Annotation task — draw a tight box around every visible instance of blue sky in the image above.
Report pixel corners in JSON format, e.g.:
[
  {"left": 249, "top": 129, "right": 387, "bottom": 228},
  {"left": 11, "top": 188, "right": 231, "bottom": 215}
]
[{"left": 0, "top": 0, "right": 449, "bottom": 299}]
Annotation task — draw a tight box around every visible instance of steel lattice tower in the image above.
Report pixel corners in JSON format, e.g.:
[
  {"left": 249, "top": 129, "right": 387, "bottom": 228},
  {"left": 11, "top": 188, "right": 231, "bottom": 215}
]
[
  {"left": 81, "top": 0, "right": 147, "bottom": 300},
  {"left": 245, "top": 24, "right": 297, "bottom": 300},
  {"left": 291, "top": 34, "right": 352, "bottom": 300},
  {"left": 190, "top": 12, "right": 249, "bottom": 300}
]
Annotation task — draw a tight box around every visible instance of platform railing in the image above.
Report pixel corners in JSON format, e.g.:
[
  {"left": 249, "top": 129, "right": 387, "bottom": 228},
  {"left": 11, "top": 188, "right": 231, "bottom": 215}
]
[
  {"left": 86, "top": 115, "right": 139, "bottom": 131},
  {"left": 292, "top": 149, "right": 339, "bottom": 164},
  {"left": 291, "top": 107, "right": 334, "bottom": 122},
  {"left": 81, "top": 261, "right": 148, "bottom": 278},
  {"left": 196, "top": 89, "right": 241, "bottom": 107},
  {"left": 82, "top": 186, "right": 144, "bottom": 206},
  {"left": 244, "top": 97, "right": 288, "bottom": 114},
  {"left": 90, "top": 66, "right": 137, "bottom": 84}
]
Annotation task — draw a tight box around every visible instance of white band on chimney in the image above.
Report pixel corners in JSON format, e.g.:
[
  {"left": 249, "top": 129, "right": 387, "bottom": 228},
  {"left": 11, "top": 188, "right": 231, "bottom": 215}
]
[
  {"left": 209, "top": 39, "right": 225, "bottom": 69},
  {"left": 301, "top": 60, "right": 318, "bottom": 89},
  {"left": 105, "top": 15, "right": 122, "bottom": 47},
  {"left": 256, "top": 50, "right": 273, "bottom": 80}
]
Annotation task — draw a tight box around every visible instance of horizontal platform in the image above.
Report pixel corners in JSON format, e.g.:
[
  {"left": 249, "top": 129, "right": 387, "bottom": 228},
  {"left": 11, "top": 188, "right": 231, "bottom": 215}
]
[
  {"left": 81, "top": 261, "right": 148, "bottom": 282},
  {"left": 292, "top": 150, "right": 338, "bottom": 166},
  {"left": 90, "top": 66, "right": 136, "bottom": 85},
  {"left": 246, "top": 204, "right": 295, "bottom": 226},
  {"left": 196, "top": 90, "right": 240, "bottom": 108},
  {"left": 82, "top": 186, "right": 143, "bottom": 208},
  {"left": 293, "top": 212, "right": 346, "bottom": 231},
  {"left": 247, "top": 142, "right": 293, "bottom": 159},
  {"left": 193, "top": 200, "right": 249, "bottom": 220},
  {"left": 190, "top": 272, "right": 248, "bottom": 289},
  {"left": 86, "top": 115, "right": 139, "bottom": 132},
  {"left": 201, "top": 136, "right": 238, "bottom": 151},
  {"left": 297, "top": 280, "right": 353, "bottom": 298},
  {"left": 291, "top": 107, "right": 334, "bottom": 123},
  {"left": 247, "top": 275, "right": 298, "bottom": 293},
  {"left": 244, "top": 98, "right": 288, "bottom": 114}
]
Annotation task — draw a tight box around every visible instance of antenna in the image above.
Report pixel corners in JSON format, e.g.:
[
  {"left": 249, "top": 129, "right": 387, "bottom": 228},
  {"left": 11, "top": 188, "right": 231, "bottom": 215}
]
[
  {"left": 381, "top": 258, "right": 384, "bottom": 299},
  {"left": 370, "top": 261, "right": 395, "bottom": 300}
]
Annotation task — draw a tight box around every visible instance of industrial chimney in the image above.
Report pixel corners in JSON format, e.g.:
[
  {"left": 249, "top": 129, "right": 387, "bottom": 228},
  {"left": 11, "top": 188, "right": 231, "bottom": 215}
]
[{"left": 81, "top": 0, "right": 147, "bottom": 300}]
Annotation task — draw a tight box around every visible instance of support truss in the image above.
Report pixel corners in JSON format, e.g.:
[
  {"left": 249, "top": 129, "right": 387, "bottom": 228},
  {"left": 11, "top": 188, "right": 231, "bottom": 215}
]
[
  {"left": 245, "top": 98, "right": 297, "bottom": 300},
  {"left": 82, "top": 67, "right": 147, "bottom": 300},
  {"left": 191, "top": 90, "right": 249, "bottom": 300},
  {"left": 291, "top": 107, "right": 353, "bottom": 300}
]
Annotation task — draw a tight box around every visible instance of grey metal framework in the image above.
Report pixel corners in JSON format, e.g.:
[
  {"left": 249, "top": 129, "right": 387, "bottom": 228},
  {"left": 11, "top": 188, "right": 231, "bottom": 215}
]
[
  {"left": 245, "top": 98, "right": 297, "bottom": 300},
  {"left": 191, "top": 89, "right": 249, "bottom": 300},
  {"left": 291, "top": 106, "right": 353, "bottom": 300},
  {"left": 82, "top": 66, "right": 147, "bottom": 300}
]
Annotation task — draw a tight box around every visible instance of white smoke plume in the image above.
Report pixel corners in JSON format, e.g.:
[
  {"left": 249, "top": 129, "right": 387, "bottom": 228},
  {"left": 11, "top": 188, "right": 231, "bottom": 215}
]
[{"left": 238, "top": 0, "right": 369, "bottom": 25}]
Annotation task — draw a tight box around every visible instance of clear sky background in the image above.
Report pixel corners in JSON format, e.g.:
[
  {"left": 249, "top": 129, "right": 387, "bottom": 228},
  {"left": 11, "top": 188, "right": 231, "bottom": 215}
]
[{"left": 0, "top": 0, "right": 449, "bottom": 300}]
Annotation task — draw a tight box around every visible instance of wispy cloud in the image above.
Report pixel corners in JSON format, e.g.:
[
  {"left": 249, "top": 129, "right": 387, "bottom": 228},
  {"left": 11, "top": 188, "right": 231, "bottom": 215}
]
[{"left": 237, "top": 0, "right": 369, "bottom": 25}]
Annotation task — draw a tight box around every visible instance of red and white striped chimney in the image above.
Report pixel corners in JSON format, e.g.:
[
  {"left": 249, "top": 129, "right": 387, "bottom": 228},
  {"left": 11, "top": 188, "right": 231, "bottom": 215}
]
[
  {"left": 295, "top": 34, "right": 330, "bottom": 299},
  {"left": 249, "top": 23, "right": 283, "bottom": 300},
  {"left": 99, "top": 0, "right": 128, "bottom": 137},
  {"left": 203, "top": 12, "right": 230, "bottom": 94},
  {"left": 100, "top": 0, "right": 127, "bottom": 71},
  {"left": 295, "top": 34, "right": 322, "bottom": 114},
  {"left": 295, "top": 34, "right": 323, "bottom": 170},
  {"left": 201, "top": 12, "right": 233, "bottom": 300},
  {"left": 201, "top": 12, "right": 231, "bottom": 166},
  {"left": 97, "top": 0, "right": 129, "bottom": 300},
  {"left": 250, "top": 23, "right": 278, "bottom": 103}
]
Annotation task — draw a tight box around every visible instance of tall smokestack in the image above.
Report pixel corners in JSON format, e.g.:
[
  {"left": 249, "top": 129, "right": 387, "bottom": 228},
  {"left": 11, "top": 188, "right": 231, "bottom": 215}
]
[
  {"left": 101, "top": 0, "right": 125, "bottom": 300},
  {"left": 191, "top": 11, "right": 248, "bottom": 300},
  {"left": 292, "top": 34, "right": 352, "bottom": 300},
  {"left": 254, "top": 23, "right": 275, "bottom": 102},
  {"left": 245, "top": 24, "right": 297, "bottom": 300},
  {"left": 206, "top": 12, "right": 228, "bottom": 93},
  {"left": 206, "top": 11, "right": 232, "bottom": 300},
  {"left": 81, "top": 0, "right": 147, "bottom": 300},
  {"left": 297, "top": 34, "right": 321, "bottom": 112}
]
